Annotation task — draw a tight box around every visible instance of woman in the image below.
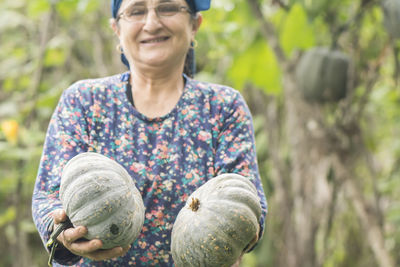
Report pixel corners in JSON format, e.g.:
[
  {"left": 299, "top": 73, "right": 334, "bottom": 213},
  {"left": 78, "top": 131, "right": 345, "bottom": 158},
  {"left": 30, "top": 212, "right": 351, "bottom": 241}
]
[{"left": 32, "top": 0, "right": 268, "bottom": 266}]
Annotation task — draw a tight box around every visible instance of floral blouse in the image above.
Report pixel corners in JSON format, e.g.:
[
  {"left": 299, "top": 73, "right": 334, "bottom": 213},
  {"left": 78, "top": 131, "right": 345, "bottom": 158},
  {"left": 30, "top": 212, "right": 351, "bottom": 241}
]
[{"left": 32, "top": 72, "right": 268, "bottom": 266}]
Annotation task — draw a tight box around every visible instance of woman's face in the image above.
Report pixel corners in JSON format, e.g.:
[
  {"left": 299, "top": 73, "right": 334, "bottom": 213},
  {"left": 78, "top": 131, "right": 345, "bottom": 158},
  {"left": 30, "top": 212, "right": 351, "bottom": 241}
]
[{"left": 112, "top": 0, "right": 202, "bottom": 71}]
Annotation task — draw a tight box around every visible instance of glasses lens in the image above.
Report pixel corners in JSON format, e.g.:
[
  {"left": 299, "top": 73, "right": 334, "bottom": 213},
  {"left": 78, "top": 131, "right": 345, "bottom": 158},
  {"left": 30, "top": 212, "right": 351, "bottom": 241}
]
[
  {"left": 120, "top": 2, "right": 183, "bottom": 22},
  {"left": 157, "top": 3, "right": 180, "bottom": 16},
  {"left": 125, "top": 5, "right": 146, "bottom": 21}
]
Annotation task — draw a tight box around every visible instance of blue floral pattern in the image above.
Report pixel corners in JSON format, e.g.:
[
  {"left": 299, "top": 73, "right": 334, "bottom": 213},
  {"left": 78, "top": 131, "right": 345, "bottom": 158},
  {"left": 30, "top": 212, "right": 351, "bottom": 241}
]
[{"left": 32, "top": 72, "right": 267, "bottom": 266}]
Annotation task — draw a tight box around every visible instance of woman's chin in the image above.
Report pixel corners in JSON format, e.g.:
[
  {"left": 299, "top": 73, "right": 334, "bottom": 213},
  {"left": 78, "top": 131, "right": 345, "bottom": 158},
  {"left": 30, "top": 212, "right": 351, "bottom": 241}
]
[
  {"left": 135, "top": 55, "right": 183, "bottom": 72},
  {"left": 140, "top": 58, "right": 169, "bottom": 68}
]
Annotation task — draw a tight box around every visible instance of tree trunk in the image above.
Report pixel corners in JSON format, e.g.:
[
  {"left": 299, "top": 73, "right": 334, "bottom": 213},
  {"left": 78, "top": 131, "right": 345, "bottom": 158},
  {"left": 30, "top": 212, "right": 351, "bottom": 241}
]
[
  {"left": 282, "top": 70, "right": 334, "bottom": 267},
  {"left": 245, "top": 1, "right": 395, "bottom": 266}
]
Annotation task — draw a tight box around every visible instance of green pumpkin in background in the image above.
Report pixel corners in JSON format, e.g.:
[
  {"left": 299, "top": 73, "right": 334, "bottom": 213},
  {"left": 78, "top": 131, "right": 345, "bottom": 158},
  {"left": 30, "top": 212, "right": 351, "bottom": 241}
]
[
  {"left": 295, "top": 47, "right": 351, "bottom": 103},
  {"left": 382, "top": 0, "right": 400, "bottom": 39}
]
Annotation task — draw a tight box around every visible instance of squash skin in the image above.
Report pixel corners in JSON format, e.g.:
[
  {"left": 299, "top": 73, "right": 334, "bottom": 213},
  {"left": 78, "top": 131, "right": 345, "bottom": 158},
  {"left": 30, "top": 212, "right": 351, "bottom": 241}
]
[
  {"left": 171, "top": 173, "right": 262, "bottom": 267},
  {"left": 295, "top": 47, "right": 351, "bottom": 102},
  {"left": 60, "top": 152, "right": 145, "bottom": 249},
  {"left": 383, "top": 0, "right": 400, "bottom": 39}
]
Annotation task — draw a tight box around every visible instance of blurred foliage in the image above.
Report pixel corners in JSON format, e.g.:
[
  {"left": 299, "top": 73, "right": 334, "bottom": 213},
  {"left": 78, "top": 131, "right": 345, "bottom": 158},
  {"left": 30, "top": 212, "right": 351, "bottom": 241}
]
[{"left": 0, "top": 0, "right": 400, "bottom": 266}]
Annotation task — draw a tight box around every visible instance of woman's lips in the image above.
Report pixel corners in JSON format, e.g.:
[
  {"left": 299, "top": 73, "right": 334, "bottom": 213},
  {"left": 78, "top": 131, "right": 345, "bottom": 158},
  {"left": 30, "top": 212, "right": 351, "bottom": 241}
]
[{"left": 141, "top": 36, "right": 170, "bottom": 44}]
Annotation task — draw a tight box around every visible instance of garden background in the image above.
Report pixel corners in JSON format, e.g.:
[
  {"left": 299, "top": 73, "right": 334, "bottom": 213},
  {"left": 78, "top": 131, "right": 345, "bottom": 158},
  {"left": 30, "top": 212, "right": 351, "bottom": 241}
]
[{"left": 1, "top": 0, "right": 400, "bottom": 266}]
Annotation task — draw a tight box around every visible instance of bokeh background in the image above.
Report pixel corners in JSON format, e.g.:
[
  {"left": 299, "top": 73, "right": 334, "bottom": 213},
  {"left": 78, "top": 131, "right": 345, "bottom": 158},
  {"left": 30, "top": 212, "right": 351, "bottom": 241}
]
[{"left": 1, "top": 0, "right": 400, "bottom": 266}]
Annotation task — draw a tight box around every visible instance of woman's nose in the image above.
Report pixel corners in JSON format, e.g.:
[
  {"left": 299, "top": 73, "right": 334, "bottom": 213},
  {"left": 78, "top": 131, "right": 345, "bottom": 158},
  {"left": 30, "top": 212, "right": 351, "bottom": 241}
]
[{"left": 142, "top": 9, "right": 162, "bottom": 32}]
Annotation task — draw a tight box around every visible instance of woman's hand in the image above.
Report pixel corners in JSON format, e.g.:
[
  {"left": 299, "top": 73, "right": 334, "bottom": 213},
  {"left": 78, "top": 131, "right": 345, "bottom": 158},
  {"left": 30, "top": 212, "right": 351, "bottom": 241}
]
[
  {"left": 230, "top": 254, "right": 243, "bottom": 267},
  {"left": 230, "top": 225, "right": 260, "bottom": 267},
  {"left": 51, "top": 209, "right": 130, "bottom": 261}
]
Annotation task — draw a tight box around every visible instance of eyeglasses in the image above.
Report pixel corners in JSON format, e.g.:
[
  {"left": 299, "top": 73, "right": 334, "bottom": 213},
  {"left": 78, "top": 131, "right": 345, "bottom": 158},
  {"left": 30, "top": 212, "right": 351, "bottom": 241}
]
[{"left": 117, "top": 2, "right": 192, "bottom": 23}]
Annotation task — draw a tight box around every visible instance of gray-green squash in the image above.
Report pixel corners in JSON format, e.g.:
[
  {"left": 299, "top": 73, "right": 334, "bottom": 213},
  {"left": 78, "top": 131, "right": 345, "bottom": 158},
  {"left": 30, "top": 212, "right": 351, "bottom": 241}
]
[
  {"left": 382, "top": 0, "right": 400, "bottom": 39},
  {"left": 59, "top": 152, "right": 145, "bottom": 249},
  {"left": 295, "top": 47, "right": 351, "bottom": 102},
  {"left": 171, "top": 173, "right": 262, "bottom": 267}
]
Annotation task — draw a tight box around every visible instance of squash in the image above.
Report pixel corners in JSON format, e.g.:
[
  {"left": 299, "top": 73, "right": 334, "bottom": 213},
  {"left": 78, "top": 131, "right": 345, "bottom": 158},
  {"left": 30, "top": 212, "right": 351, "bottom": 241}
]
[
  {"left": 382, "top": 0, "right": 400, "bottom": 39},
  {"left": 59, "top": 152, "right": 145, "bottom": 249},
  {"left": 171, "top": 173, "right": 262, "bottom": 267},
  {"left": 295, "top": 47, "right": 351, "bottom": 102}
]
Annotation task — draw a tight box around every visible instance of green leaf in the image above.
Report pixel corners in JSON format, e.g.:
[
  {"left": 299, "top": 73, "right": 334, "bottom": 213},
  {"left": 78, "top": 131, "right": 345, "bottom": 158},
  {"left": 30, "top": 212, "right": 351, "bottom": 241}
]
[
  {"left": 44, "top": 48, "right": 66, "bottom": 67},
  {"left": 280, "top": 3, "right": 315, "bottom": 57},
  {"left": 228, "top": 39, "right": 281, "bottom": 95},
  {"left": 20, "top": 219, "right": 38, "bottom": 234},
  {"left": 56, "top": 0, "right": 79, "bottom": 20},
  {"left": 77, "top": 0, "right": 99, "bottom": 13},
  {"left": 2, "top": 78, "right": 15, "bottom": 93},
  {"left": 27, "top": 0, "right": 50, "bottom": 18},
  {"left": 0, "top": 207, "right": 16, "bottom": 227}
]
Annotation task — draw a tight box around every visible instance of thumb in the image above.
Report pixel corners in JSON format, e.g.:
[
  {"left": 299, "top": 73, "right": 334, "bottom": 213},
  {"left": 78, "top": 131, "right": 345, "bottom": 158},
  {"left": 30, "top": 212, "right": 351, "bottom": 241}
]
[{"left": 52, "top": 209, "right": 67, "bottom": 224}]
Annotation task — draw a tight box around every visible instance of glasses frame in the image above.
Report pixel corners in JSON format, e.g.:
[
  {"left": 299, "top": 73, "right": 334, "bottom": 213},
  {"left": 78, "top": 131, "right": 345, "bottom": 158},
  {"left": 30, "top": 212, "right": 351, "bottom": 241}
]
[{"left": 116, "top": 3, "right": 192, "bottom": 23}]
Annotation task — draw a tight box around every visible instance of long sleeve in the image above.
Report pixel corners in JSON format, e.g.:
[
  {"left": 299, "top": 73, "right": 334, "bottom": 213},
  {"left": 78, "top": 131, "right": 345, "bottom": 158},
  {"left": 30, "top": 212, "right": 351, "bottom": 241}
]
[
  {"left": 213, "top": 90, "right": 268, "bottom": 243},
  {"left": 31, "top": 73, "right": 268, "bottom": 266},
  {"left": 32, "top": 83, "right": 89, "bottom": 265}
]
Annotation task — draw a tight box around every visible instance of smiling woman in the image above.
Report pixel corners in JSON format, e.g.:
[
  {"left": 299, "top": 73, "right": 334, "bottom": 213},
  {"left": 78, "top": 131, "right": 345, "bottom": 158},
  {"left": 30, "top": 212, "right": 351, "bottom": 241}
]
[
  {"left": 31, "top": 0, "right": 267, "bottom": 266},
  {"left": 112, "top": 0, "right": 200, "bottom": 97},
  {"left": 113, "top": 0, "right": 204, "bottom": 77}
]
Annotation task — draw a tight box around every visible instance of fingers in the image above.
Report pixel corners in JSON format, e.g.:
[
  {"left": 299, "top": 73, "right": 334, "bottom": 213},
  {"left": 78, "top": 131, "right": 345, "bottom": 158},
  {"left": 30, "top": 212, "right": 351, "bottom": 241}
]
[
  {"left": 230, "top": 254, "right": 242, "bottom": 267},
  {"left": 51, "top": 209, "right": 67, "bottom": 224},
  {"left": 119, "top": 245, "right": 131, "bottom": 257},
  {"left": 60, "top": 226, "right": 88, "bottom": 244},
  {"left": 69, "top": 242, "right": 130, "bottom": 262},
  {"left": 87, "top": 245, "right": 131, "bottom": 261},
  {"left": 68, "top": 238, "right": 103, "bottom": 257},
  {"left": 61, "top": 229, "right": 131, "bottom": 261},
  {"left": 50, "top": 209, "right": 131, "bottom": 261}
]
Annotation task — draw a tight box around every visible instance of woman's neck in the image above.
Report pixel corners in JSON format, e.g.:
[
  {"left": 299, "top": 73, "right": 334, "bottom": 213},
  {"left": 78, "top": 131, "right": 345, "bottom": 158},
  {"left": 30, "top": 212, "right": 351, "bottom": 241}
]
[
  {"left": 130, "top": 67, "right": 184, "bottom": 94},
  {"left": 128, "top": 66, "right": 185, "bottom": 118}
]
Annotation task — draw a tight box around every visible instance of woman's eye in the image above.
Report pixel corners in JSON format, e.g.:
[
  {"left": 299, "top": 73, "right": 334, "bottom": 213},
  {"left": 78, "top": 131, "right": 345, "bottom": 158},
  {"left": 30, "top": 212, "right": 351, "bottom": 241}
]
[
  {"left": 158, "top": 4, "right": 179, "bottom": 14},
  {"left": 127, "top": 8, "right": 146, "bottom": 16}
]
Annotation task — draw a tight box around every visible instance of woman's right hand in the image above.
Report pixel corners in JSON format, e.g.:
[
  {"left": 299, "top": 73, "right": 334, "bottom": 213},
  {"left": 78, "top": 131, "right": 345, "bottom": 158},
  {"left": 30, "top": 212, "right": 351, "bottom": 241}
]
[{"left": 51, "top": 209, "right": 130, "bottom": 261}]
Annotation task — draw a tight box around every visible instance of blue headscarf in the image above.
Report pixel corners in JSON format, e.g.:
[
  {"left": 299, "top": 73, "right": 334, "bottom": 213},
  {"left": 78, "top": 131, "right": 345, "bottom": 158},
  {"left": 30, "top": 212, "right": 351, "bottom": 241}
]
[
  {"left": 111, "top": 0, "right": 210, "bottom": 75},
  {"left": 112, "top": 0, "right": 211, "bottom": 18}
]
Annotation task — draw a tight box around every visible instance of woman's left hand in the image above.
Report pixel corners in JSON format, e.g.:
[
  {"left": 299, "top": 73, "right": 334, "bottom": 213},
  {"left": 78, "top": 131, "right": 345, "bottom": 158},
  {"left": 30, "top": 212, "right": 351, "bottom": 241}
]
[
  {"left": 230, "top": 254, "right": 243, "bottom": 267},
  {"left": 52, "top": 209, "right": 130, "bottom": 261},
  {"left": 230, "top": 225, "right": 260, "bottom": 267}
]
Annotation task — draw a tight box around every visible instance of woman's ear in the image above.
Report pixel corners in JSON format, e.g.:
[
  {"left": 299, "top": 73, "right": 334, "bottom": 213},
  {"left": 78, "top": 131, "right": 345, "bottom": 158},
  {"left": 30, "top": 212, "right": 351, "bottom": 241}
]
[
  {"left": 192, "top": 13, "right": 203, "bottom": 34},
  {"left": 110, "top": 18, "right": 121, "bottom": 37}
]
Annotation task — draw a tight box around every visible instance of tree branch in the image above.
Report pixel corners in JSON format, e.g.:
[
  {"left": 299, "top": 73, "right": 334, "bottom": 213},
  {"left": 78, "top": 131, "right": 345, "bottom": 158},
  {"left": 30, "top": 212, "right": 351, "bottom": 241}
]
[
  {"left": 332, "top": 155, "right": 395, "bottom": 267},
  {"left": 334, "top": 40, "right": 391, "bottom": 134},
  {"left": 393, "top": 43, "right": 399, "bottom": 85},
  {"left": 92, "top": 32, "right": 109, "bottom": 77},
  {"left": 272, "top": 0, "right": 290, "bottom": 11},
  {"left": 320, "top": 167, "right": 341, "bottom": 265},
  {"left": 247, "top": 0, "right": 287, "bottom": 65},
  {"left": 24, "top": 5, "right": 56, "bottom": 126},
  {"left": 363, "top": 146, "right": 384, "bottom": 230},
  {"left": 354, "top": 42, "right": 390, "bottom": 121},
  {"left": 27, "top": 6, "right": 54, "bottom": 100},
  {"left": 330, "top": 0, "right": 376, "bottom": 49},
  {"left": 345, "top": 178, "right": 394, "bottom": 267}
]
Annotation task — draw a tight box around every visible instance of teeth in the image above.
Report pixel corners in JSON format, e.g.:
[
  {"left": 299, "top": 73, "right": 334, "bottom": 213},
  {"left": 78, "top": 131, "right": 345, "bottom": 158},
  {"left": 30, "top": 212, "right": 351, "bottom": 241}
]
[{"left": 144, "top": 37, "right": 167, "bottom": 43}]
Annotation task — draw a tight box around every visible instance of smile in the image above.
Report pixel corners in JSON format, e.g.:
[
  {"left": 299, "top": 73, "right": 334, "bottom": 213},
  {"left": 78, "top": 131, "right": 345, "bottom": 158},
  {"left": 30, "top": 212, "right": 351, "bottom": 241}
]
[{"left": 141, "top": 37, "right": 170, "bottom": 44}]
